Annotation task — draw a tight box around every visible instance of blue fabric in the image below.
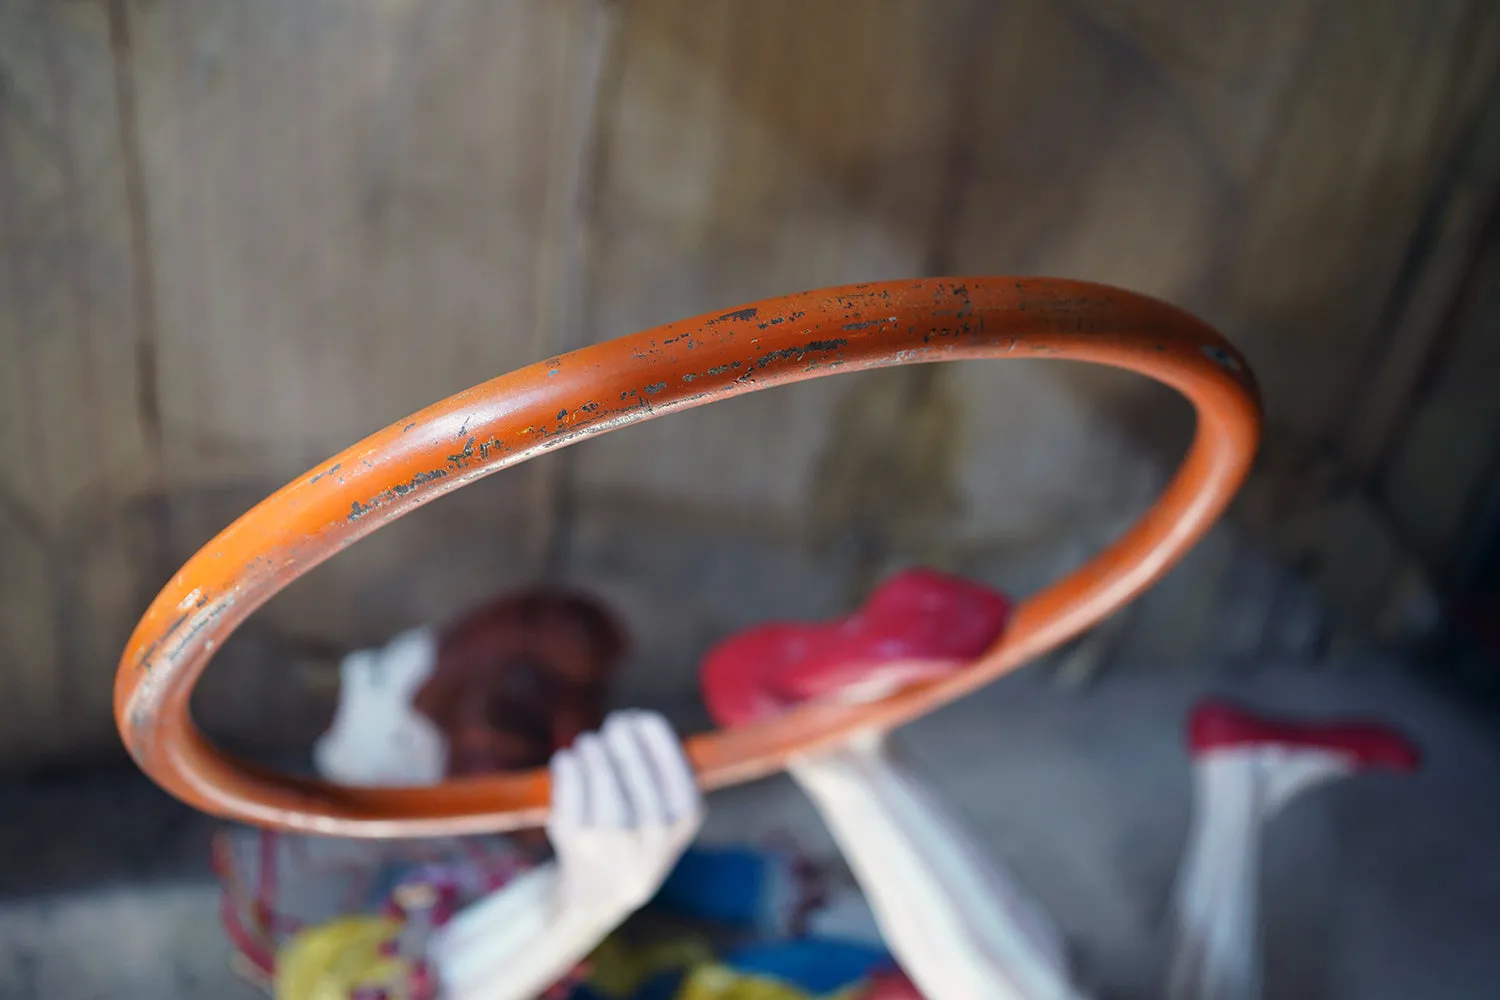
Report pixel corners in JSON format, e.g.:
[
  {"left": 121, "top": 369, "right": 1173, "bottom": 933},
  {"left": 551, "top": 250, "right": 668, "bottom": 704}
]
[
  {"left": 628, "top": 972, "right": 686, "bottom": 1000},
  {"left": 570, "top": 971, "right": 684, "bottom": 1000},
  {"left": 650, "top": 846, "right": 774, "bottom": 928},
  {"left": 583, "top": 846, "right": 892, "bottom": 998},
  {"left": 721, "top": 938, "right": 891, "bottom": 995}
]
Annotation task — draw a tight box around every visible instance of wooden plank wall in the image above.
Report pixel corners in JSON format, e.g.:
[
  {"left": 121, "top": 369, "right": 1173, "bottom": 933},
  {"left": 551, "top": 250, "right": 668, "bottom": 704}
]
[
  {"left": 0, "top": 1, "right": 160, "bottom": 764},
  {"left": 3, "top": 0, "right": 1500, "bottom": 768}
]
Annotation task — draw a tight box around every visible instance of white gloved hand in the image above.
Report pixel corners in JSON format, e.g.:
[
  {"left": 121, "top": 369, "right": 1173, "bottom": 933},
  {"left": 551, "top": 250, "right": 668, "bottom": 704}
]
[
  {"left": 548, "top": 709, "right": 704, "bottom": 913},
  {"left": 312, "top": 627, "right": 448, "bottom": 787},
  {"left": 429, "top": 710, "right": 703, "bottom": 1000}
]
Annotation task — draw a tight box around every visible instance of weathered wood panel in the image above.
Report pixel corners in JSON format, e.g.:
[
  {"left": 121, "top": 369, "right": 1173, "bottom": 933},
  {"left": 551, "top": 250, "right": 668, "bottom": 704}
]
[
  {"left": 0, "top": 0, "right": 161, "bottom": 764},
  {"left": 942, "top": 0, "right": 1500, "bottom": 652},
  {"left": 119, "top": 0, "right": 611, "bottom": 751},
  {"left": 570, "top": 0, "right": 1500, "bottom": 684},
  {"left": 570, "top": 0, "right": 973, "bottom": 513},
  {"left": 561, "top": 0, "right": 993, "bottom": 702},
  {"left": 5, "top": 0, "right": 1500, "bottom": 766},
  {"left": 1383, "top": 208, "right": 1500, "bottom": 577}
]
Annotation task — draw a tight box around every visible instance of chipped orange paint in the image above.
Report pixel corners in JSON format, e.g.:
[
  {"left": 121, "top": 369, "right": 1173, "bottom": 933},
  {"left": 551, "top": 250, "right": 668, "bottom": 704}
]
[{"left": 114, "top": 278, "right": 1260, "bottom": 838}]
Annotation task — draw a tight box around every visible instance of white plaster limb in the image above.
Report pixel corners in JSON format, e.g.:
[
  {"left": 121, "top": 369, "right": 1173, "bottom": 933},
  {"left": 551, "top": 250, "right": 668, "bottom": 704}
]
[
  {"left": 428, "top": 710, "right": 703, "bottom": 1000},
  {"left": 790, "top": 733, "right": 1088, "bottom": 1000},
  {"left": 1165, "top": 746, "right": 1355, "bottom": 1000}
]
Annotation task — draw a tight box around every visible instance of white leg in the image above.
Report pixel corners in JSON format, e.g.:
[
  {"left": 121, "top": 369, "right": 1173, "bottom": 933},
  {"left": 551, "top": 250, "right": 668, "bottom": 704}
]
[
  {"left": 791, "top": 733, "right": 1087, "bottom": 1000},
  {"left": 1166, "top": 749, "right": 1351, "bottom": 1000}
]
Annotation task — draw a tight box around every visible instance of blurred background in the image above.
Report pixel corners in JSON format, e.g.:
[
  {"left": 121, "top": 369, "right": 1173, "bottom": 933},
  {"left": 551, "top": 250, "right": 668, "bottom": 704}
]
[{"left": 3, "top": 1, "right": 1500, "bottom": 997}]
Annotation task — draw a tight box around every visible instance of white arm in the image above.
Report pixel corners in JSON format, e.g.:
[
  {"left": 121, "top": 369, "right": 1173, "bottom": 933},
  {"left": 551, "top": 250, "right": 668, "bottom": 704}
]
[
  {"left": 429, "top": 710, "right": 703, "bottom": 1000},
  {"left": 789, "top": 733, "right": 1087, "bottom": 1000}
]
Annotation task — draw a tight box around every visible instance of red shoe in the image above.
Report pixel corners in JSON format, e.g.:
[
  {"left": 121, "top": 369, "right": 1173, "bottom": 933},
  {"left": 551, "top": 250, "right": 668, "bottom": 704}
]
[
  {"left": 1187, "top": 699, "right": 1420, "bottom": 771},
  {"left": 701, "top": 569, "right": 1011, "bottom": 727}
]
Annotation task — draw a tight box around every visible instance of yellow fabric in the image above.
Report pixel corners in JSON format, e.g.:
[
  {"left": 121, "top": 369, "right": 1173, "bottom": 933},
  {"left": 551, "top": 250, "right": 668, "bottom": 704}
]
[
  {"left": 274, "top": 919, "right": 870, "bottom": 1000},
  {"left": 274, "top": 915, "right": 406, "bottom": 1000},
  {"left": 586, "top": 932, "right": 718, "bottom": 997},
  {"left": 673, "top": 964, "right": 864, "bottom": 1000}
]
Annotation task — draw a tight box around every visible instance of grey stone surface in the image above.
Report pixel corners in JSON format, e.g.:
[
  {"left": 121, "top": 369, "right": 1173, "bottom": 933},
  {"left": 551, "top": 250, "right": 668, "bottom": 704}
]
[{"left": 0, "top": 883, "right": 255, "bottom": 1000}]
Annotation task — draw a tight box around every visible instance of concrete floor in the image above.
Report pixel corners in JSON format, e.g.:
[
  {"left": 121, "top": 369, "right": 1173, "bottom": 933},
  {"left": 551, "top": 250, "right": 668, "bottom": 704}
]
[{"left": 2, "top": 657, "right": 1498, "bottom": 999}]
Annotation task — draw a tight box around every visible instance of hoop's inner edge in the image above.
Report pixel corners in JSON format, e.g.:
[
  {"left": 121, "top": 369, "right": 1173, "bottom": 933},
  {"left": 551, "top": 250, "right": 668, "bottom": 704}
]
[{"left": 114, "top": 278, "right": 1261, "bottom": 837}]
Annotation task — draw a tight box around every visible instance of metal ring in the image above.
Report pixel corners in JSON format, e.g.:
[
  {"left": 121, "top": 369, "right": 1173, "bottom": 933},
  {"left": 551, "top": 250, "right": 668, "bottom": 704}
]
[{"left": 115, "top": 278, "right": 1261, "bottom": 837}]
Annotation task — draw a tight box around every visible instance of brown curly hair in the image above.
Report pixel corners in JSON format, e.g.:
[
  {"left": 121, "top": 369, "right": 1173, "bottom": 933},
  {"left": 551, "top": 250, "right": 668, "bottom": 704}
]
[{"left": 411, "top": 589, "right": 628, "bottom": 776}]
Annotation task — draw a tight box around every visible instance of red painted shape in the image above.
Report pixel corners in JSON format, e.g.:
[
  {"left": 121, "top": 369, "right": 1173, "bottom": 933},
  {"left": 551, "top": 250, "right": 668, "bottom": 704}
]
[
  {"left": 1188, "top": 698, "right": 1420, "bottom": 771},
  {"left": 702, "top": 569, "right": 1011, "bottom": 727}
]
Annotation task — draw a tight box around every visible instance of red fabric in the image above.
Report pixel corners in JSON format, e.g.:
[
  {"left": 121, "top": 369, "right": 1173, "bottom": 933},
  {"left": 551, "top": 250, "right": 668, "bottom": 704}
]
[
  {"left": 1188, "top": 699, "right": 1420, "bottom": 771},
  {"left": 702, "top": 569, "right": 1011, "bottom": 727},
  {"left": 856, "top": 968, "right": 926, "bottom": 999}
]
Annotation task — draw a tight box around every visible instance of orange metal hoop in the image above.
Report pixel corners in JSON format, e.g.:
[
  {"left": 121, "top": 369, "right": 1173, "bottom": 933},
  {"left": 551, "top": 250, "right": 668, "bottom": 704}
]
[{"left": 115, "top": 279, "right": 1260, "bottom": 838}]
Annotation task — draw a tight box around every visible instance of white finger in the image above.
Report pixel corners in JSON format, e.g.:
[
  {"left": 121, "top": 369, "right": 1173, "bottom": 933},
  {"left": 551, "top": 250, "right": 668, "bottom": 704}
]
[
  {"left": 337, "top": 650, "right": 377, "bottom": 693},
  {"left": 384, "top": 628, "right": 437, "bottom": 698},
  {"left": 603, "top": 712, "right": 666, "bottom": 830},
  {"left": 576, "top": 732, "right": 628, "bottom": 828},
  {"left": 549, "top": 748, "right": 584, "bottom": 826},
  {"left": 633, "top": 712, "right": 698, "bottom": 824}
]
